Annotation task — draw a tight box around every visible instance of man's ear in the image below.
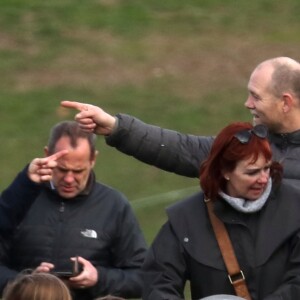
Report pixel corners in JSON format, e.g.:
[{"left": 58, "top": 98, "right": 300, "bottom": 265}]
[
  {"left": 44, "top": 146, "right": 49, "bottom": 157},
  {"left": 282, "top": 93, "right": 293, "bottom": 113},
  {"left": 91, "top": 150, "right": 98, "bottom": 168}
]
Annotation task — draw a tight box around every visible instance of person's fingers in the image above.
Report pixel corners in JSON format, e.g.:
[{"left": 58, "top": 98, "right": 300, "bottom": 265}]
[
  {"left": 39, "top": 175, "right": 52, "bottom": 181},
  {"left": 40, "top": 262, "right": 55, "bottom": 268},
  {"left": 34, "top": 262, "right": 55, "bottom": 273},
  {"left": 61, "top": 100, "right": 89, "bottom": 112},
  {"left": 29, "top": 151, "right": 68, "bottom": 181},
  {"left": 74, "top": 116, "right": 95, "bottom": 125},
  {"left": 78, "top": 123, "right": 97, "bottom": 130},
  {"left": 38, "top": 150, "right": 68, "bottom": 168},
  {"left": 75, "top": 256, "right": 87, "bottom": 265},
  {"left": 32, "top": 150, "right": 67, "bottom": 168},
  {"left": 48, "top": 149, "right": 69, "bottom": 162},
  {"left": 37, "top": 168, "right": 52, "bottom": 176},
  {"left": 36, "top": 167, "right": 55, "bottom": 182}
]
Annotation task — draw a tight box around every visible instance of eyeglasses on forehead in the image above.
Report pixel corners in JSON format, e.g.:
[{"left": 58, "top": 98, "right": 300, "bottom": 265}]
[{"left": 234, "top": 124, "right": 268, "bottom": 144}]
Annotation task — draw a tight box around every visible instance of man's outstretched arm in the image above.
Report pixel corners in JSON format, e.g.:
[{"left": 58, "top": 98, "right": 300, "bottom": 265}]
[{"left": 61, "top": 100, "right": 214, "bottom": 178}]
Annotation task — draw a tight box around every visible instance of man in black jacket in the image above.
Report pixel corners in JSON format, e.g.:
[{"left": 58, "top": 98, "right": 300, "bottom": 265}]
[
  {"left": 61, "top": 56, "right": 300, "bottom": 183},
  {"left": 0, "top": 121, "right": 147, "bottom": 300}
]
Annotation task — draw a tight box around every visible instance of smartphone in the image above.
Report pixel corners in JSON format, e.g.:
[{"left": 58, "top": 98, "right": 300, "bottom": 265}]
[{"left": 52, "top": 257, "right": 82, "bottom": 278}]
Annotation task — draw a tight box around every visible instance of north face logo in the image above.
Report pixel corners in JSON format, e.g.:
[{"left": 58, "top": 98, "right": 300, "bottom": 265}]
[{"left": 80, "top": 229, "right": 97, "bottom": 239}]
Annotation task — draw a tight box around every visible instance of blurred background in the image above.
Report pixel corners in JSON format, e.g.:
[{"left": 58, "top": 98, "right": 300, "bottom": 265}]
[{"left": 1, "top": 0, "right": 300, "bottom": 271}]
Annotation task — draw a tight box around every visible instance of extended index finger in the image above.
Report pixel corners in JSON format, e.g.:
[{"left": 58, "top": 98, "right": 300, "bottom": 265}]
[
  {"left": 60, "top": 100, "right": 89, "bottom": 112},
  {"left": 47, "top": 149, "right": 69, "bottom": 162}
]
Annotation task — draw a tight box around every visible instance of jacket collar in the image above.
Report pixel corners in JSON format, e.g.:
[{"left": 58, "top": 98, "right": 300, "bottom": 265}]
[
  {"left": 269, "top": 129, "right": 300, "bottom": 148},
  {"left": 79, "top": 171, "right": 95, "bottom": 196}
]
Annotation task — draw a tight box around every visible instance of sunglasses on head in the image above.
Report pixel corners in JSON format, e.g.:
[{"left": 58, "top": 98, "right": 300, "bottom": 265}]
[{"left": 234, "top": 124, "right": 268, "bottom": 144}]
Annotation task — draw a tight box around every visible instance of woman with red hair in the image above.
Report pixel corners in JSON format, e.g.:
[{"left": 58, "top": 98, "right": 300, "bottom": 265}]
[{"left": 142, "top": 122, "right": 300, "bottom": 300}]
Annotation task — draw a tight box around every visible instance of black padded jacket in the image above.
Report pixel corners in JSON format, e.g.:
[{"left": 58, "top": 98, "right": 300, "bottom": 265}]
[{"left": 0, "top": 171, "right": 147, "bottom": 300}]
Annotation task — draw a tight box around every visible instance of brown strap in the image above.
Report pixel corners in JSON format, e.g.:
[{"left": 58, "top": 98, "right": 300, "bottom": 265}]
[{"left": 205, "top": 198, "right": 252, "bottom": 300}]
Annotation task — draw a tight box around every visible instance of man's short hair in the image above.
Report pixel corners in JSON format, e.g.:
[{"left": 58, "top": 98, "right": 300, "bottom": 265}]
[{"left": 47, "top": 121, "right": 97, "bottom": 159}]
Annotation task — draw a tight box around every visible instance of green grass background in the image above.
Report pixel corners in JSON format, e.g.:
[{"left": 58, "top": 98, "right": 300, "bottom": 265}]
[{"left": 1, "top": 1, "right": 300, "bottom": 298}]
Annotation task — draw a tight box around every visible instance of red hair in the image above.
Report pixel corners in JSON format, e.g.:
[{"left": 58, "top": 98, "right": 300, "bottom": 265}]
[{"left": 199, "top": 122, "right": 281, "bottom": 201}]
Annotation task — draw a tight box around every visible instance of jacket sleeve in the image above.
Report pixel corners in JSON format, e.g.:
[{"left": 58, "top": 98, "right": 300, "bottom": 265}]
[
  {"left": 263, "top": 232, "right": 300, "bottom": 299},
  {"left": 89, "top": 200, "right": 148, "bottom": 299},
  {"left": 141, "top": 222, "right": 186, "bottom": 300},
  {"left": 0, "top": 165, "right": 40, "bottom": 234},
  {"left": 105, "top": 114, "right": 214, "bottom": 178},
  {"left": 0, "top": 234, "right": 19, "bottom": 295}
]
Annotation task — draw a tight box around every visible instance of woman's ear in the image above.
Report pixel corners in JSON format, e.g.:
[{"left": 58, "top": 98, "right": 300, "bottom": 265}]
[{"left": 222, "top": 171, "right": 230, "bottom": 181}]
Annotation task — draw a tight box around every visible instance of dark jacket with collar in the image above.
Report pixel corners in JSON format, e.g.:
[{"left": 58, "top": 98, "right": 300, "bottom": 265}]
[
  {"left": 0, "top": 171, "right": 147, "bottom": 300},
  {"left": 106, "top": 114, "right": 300, "bottom": 182},
  {"left": 141, "top": 180, "right": 300, "bottom": 300}
]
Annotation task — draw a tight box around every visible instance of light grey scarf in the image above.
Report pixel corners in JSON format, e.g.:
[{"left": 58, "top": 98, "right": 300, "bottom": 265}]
[{"left": 218, "top": 178, "right": 272, "bottom": 213}]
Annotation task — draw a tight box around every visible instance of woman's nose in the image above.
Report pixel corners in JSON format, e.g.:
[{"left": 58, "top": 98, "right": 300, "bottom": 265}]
[{"left": 258, "top": 171, "right": 269, "bottom": 183}]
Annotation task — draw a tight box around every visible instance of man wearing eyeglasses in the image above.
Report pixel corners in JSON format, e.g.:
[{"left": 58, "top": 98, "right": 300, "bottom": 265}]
[{"left": 61, "top": 56, "right": 300, "bottom": 184}]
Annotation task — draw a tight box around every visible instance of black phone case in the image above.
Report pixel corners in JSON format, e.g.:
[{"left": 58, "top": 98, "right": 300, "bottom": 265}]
[{"left": 52, "top": 257, "right": 82, "bottom": 278}]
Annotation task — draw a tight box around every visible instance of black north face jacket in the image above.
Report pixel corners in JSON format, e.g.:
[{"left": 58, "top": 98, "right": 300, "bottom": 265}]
[{"left": 0, "top": 171, "right": 147, "bottom": 300}]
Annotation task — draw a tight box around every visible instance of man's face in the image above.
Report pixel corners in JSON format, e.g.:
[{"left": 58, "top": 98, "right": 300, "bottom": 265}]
[
  {"left": 47, "top": 137, "right": 96, "bottom": 199},
  {"left": 245, "top": 64, "right": 284, "bottom": 133}
]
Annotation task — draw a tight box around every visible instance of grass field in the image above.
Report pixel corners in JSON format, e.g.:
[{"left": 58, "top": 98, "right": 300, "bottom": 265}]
[{"left": 1, "top": 1, "right": 300, "bottom": 298}]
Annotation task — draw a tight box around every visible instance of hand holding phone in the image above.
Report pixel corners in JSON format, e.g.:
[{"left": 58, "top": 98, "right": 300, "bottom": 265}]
[{"left": 52, "top": 256, "right": 83, "bottom": 278}]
